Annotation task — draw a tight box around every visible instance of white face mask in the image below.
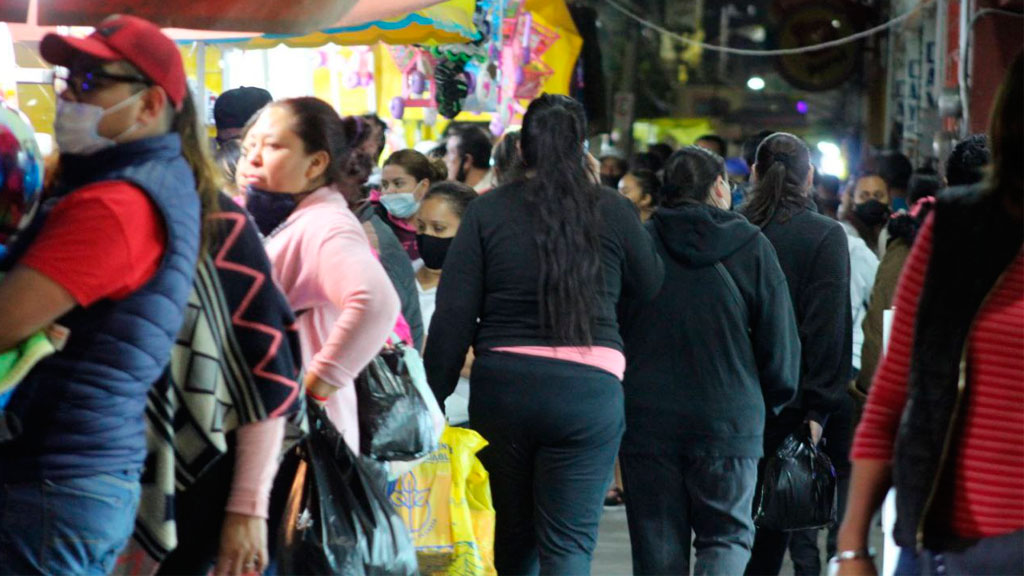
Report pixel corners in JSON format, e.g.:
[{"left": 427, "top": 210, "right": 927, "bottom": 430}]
[
  {"left": 54, "top": 91, "right": 143, "bottom": 155},
  {"left": 714, "top": 177, "right": 732, "bottom": 210}
]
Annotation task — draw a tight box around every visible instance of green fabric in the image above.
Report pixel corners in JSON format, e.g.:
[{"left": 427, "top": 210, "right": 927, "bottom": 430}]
[{"left": 0, "top": 331, "right": 55, "bottom": 395}]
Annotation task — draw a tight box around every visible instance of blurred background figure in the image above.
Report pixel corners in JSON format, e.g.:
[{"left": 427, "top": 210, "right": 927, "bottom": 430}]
[
  {"left": 492, "top": 130, "right": 524, "bottom": 187},
  {"left": 877, "top": 151, "right": 913, "bottom": 212},
  {"left": 618, "top": 168, "right": 661, "bottom": 222},
  {"left": 945, "top": 134, "right": 990, "bottom": 187},
  {"left": 694, "top": 133, "right": 727, "bottom": 158},
  {"left": 814, "top": 173, "right": 842, "bottom": 220},
  {"left": 213, "top": 86, "right": 272, "bottom": 147},
  {"left": 599, "top": 152, "right": 629, "bottom": 189},
  {"left": 444, "top": 125, "right": 495, "bottom": 192}
]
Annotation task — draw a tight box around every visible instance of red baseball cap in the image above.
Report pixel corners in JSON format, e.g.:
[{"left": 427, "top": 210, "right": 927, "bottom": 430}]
[{"left": 40, "top": 15, "right": 186, "bottom": 111}]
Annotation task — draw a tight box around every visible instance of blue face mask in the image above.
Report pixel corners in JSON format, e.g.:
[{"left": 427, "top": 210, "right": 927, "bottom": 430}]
[
  {"left": 379, "top": 192, "right": 421, "bottom": 219},
  {"left": 245, "top": 186, "right": 301, "bottom": 236}
]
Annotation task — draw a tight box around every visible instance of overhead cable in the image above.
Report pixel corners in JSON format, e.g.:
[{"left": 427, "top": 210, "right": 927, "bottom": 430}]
[{"left": 605, "top": 0, "right": 937, "bottom": 57}]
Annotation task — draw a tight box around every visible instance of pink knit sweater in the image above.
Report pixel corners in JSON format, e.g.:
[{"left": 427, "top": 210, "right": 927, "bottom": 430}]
[
  {"left": 225, "top": 187, "right": 400, "bottom": 518},
  {"left": 266, "top": 186, "right": 400, "bottom": 451}
]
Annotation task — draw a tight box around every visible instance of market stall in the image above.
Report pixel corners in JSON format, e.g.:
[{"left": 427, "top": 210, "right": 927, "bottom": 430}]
[
  {"left": 3, "top": 0, "right": 584, "bottom": 153},
  {"left": 176, "top": 0, "right": 582, "bottom": 149}
]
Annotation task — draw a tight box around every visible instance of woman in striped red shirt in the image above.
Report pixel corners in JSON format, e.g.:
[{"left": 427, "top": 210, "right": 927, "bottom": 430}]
[{"left": 836, "top": 53, "right": 1023, "bottom": 576}]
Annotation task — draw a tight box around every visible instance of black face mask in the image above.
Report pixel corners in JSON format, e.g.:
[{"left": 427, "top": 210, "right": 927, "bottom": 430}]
[
  {"left": 245, "top": 186, "right": 301, "bottom": 236},
  {"left": 853, "top": 199, "right": 891, "bottom": 227},
  {"left": 416, "top": 233, "right": 454, "bottom": 270},
  {"left": 600, "top": 174, "right": 621, "bottom": 188}
]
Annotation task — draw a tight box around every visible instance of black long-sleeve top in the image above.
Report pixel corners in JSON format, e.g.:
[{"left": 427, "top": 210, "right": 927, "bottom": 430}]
[
  {"left": 754, "top": 199, "right": 852, "bottom": 426},
  {"left": 423, "top": 182, "right": 664, "bottom": 403}
]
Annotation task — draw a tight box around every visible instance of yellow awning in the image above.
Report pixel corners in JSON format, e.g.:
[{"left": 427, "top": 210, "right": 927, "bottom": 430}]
[{"left": 215, "top": 0, "right": 478, "bottom": 49}]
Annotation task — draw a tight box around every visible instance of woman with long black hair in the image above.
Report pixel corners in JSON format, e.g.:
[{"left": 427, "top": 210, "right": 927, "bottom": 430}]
[
  {"left": 424, "top": 94, "right": 663, "bottom": 574},
  {"left": 740, "top": 133, "right": 852, "bottom": 576}
]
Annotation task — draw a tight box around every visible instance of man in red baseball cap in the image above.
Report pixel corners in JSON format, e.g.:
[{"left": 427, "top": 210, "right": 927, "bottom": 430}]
[
  {"left": 40, "top": 14, "right": 188, "bottom": 155},
  {"left": 0, "top": 15, "right": 201, "bottom": 574}
]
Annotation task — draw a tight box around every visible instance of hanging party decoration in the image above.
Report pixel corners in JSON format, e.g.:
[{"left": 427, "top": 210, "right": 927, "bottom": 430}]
[
  {"left": 342, "top": 46, "right": 374, "bottom": 89},
  {"left": 503, "top": 7, "right": 559, "bottom": 101},
  {"left": 434, "top": 59, "right": 469, "bottom": 119},
  {"left": 389, "top": 46, "right": 438, "bottom": 120}
]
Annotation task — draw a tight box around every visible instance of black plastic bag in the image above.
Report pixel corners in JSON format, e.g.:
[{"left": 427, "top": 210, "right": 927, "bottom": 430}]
[
  {"left": 0, "top": 410, "right": 20, "bottom": 442},
  {"left": 754, "top": 426, "right": 837, "bottom": 531},
  {"left": 356, "top": 343, "right": 436, "bottom": 461},
  {"left": 276, "top": 403, "right": 418, "bottom": 575}
]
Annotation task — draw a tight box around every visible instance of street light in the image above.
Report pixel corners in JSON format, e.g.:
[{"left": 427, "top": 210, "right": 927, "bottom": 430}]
[
  {"left": 747, "top": 76, "right": 766, "bottom": 90},
  {"left": 816, "top": 141, "right": 847, "bottom": 178}
]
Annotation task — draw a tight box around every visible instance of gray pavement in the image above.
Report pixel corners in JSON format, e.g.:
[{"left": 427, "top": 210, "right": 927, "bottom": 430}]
[{"left": 593, "top": 505, "right": 885, "bottom": 576}]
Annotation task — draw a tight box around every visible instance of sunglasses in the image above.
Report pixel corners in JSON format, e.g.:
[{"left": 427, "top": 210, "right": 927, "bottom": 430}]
[{"left": 53, "top": 68, "right": 153, "bottom": 99}]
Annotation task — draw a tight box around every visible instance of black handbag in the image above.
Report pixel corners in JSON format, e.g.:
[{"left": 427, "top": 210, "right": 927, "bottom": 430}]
[
  {"left": 276, "top": 403, "right": 418, "bottom": 575},
  {"left": 355, "top": 340, "right": 437, "bottom": 461},
  {"left": 754, "top": 424, "right": 838, "bottom": 531}
]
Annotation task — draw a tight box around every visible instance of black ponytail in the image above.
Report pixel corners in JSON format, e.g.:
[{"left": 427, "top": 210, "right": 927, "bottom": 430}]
[
  {"left": 741, "top": 133, "right": 812, "bottom": 228},
  {"left": 661, "top": 146, "right": 725, "bottom": 207},
  {"left": 520, "top": 94, "right": 601, "bottom": 345}
]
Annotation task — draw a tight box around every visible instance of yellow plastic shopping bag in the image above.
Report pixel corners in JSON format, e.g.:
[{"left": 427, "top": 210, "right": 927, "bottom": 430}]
[{"left": 391, "top": 426, "right": 496, "bottom": 576}]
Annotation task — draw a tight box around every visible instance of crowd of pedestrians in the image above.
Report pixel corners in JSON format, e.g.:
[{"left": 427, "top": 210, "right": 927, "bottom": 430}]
[{"left": 0, "top": 15, "right": 1020, "bottom": 576}]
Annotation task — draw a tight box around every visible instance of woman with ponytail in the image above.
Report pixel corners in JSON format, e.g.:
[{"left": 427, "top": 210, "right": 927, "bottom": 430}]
[
  {"left": 740, "top": 133, "right": 852, "bottom": 575},
  {"left": 424, "top": 93, "right": 663, "bottom": 574}
]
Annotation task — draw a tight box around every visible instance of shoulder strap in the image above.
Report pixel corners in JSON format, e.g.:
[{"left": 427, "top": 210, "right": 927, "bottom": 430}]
[
  {"left": 649, "top": 221, "right": 750, "bottom": 329},
  {"left": 713, "top": 261, "right": 750, "bottom": 330}
]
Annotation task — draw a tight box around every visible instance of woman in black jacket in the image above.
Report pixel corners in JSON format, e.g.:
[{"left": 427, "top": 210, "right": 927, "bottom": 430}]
[
  {"left": 620, "top": 146, "right": 801, "bottom": 576},
  {"left": 423, "top": 94, "right": 663, "bottom": 575},
  {"left": 741, "top": 133, "right": 853, "bottom": 576}
]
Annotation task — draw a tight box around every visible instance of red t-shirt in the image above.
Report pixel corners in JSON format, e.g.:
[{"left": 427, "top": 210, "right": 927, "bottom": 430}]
[{"left": 20, "top": 181, "right": 167, "bottom": 307}]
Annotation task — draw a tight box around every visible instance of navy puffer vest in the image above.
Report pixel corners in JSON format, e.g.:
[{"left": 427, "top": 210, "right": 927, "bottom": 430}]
[{"left": 0, "top": 134, "right": 200, "bottom": 481}]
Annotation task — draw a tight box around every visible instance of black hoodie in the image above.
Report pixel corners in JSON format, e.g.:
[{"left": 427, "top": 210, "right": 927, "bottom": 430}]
[{"left": 620, "top": 204, "right": 800, "bottom": 458}]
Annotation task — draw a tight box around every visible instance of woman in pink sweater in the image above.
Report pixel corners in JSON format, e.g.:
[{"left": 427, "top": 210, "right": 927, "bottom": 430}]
[{"left": 237, "top": 97, "right": 400, "bottom": 453}]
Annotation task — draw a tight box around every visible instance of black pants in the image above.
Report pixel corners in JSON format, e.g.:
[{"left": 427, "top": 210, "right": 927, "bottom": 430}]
[
  {"left": 470, "top": 352, "right": 624, "bottom": 576},
  {"left": 157, "top": 444, "right": 236, "bottom": 575},
  {"left": 787, "top": 529, "right": 822, "bottom": 576},
  {"left": 621, "top": 453, "right": 758, "bottom": 575}
]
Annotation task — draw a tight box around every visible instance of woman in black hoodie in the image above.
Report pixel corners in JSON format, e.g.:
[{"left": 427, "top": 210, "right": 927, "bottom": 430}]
[
  {"left": 619, "top": 146, "right": 801, "bottom": 576},
  {"left": 741, "top": 133, "right": 852, "bottom": 575}
]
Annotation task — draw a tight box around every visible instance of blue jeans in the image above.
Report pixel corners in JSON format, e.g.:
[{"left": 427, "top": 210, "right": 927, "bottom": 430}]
[
  {"left": 895, "top": 547, "right": 921, "bottom": 575},
  {"left": 920, "top": 529, "right": 1024, "bottom": 575},
  {"left": 621, "top": 453, "right": 759, "bottom": 576},
  {"left": 0, "top": 471, "right": 141, "bottom": 575}
]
